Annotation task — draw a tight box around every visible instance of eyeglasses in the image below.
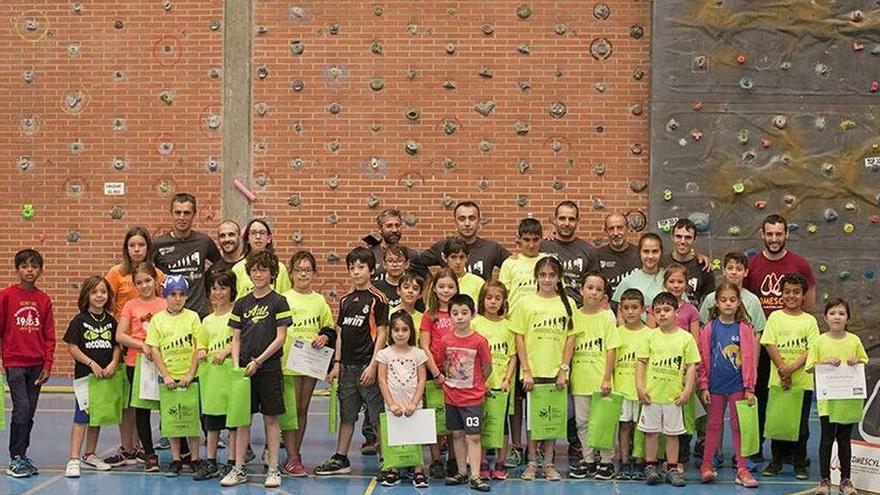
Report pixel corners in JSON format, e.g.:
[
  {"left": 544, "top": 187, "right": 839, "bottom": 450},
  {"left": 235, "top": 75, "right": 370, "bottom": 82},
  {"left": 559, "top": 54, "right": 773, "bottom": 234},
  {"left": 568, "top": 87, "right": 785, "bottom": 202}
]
[
  {"left": 249, "top": 230, "right": 269, "bottom": 238},
  {"left": 385, "top": 259, "right": 406, "bottom": 266},
  {"left": 295, "top": 268, "right": 314, "bottom": 275}
]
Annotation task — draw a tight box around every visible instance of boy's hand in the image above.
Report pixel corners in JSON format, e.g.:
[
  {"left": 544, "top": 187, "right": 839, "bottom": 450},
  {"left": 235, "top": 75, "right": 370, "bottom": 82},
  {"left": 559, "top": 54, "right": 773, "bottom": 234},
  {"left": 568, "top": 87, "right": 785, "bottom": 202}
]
[
  {"left": 434, "top": 373, "right": 445, "bottom": 386},
  {"left": 360, "top": 363, "right": 377, "bottom": 386},
  {"left": 522, "top": 371, "right": 534, "bottom": 392},
  {"left": 178, "top": 373, "right": 193, "bottom": 388},
  {"left": 600, "top": 379, "right": 612, "bottom": 397},
  {"left": 103, "top": 361, "right": 118, "bottom": 378},
  {"left": 847, "top": 356, "right": 860, "bottom": 366},
  {"left": 826, "top": 357, "right": 842, "bottom": 367},
  {"left": 89, "top": 361, "right": 104, "bottom": 378},
  {"left": 700, "top": 390, "right": 711, "bottom": 406},
  {"left": 212, "top": 351, "right": 226, "bottom": 365},
  {"left": 197, "top": 349, "right": 208, "bottom": 361},
  {"left": 501, "top": 378, "right": 511, "bottom": 393},
  {"left": 675, "top": 391, "right": 690, "bottom": 406},
  {"left": 637, "top": 387, "right": 651, "bottom": 405},
  {"left": 311, "top": 335, "right": 329, "bottom": 349},
  {"left": 244, "top": 360, "right": 260, "bottom": 377},
  {"left": 326, "top": 364, "right": 339, "bottom": 383},
  {"left": 781, "top": 376, "right": 792, "bottom": 390},
  {"left": 745, "top": 390, "right": 756, "bottom": 406},
  {"left": 163, "top": 375, "right": 176, "bottom": 389}
]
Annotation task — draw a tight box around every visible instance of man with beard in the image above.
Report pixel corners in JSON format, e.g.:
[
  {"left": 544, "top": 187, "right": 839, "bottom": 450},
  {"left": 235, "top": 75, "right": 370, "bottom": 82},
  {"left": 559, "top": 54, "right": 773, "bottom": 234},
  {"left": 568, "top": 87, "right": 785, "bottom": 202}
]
[
  {"left": 366, "top": 209, "right": 422, "bottom": 279},
  {"left": 208, "top": 220, "right": 245, "bottom": 283},
  {"left": 743, "top": 214, "right": 815, "bottom": 468},
  {"left": 594, "top": 213, "right": 641, "bottom": 310},
  {"left": 664, "top": 218, "right": 715, "bottom": 305},
  {"left": 414, "top": 201, "right": 510, "bottom": 280},
  {"left": 540, "top": 201, "right": 598, "bottom": 307},
  {"left": 152, "top": 193, "right": 221, "bottom": 318}
]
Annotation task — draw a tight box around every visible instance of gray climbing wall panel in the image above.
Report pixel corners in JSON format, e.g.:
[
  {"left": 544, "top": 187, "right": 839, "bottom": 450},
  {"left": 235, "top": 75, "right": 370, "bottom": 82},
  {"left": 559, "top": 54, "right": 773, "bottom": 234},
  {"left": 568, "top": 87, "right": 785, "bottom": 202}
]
[{"left": 649, "top": 0, "right": 880, "bottom": 337}]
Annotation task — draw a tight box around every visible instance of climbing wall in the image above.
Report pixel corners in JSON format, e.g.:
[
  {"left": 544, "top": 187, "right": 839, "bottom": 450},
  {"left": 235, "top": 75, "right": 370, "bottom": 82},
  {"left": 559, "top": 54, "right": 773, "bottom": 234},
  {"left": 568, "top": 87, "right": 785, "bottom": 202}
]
[
  {"left": 1, "top": 2, "right": 224, "bottom": 375},
  {"left": 649, "top": 0, "right": 880, "bottom": 336},
  {"left": 248, "top": 1, "right": 652, "bottom": 299}
]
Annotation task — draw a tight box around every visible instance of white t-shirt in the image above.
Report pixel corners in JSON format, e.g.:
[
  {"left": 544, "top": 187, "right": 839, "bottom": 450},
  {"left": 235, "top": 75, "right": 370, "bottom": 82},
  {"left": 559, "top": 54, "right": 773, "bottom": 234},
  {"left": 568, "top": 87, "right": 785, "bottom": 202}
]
[{"left": 375, "top": 345, "right": 428, "bottom": 408}]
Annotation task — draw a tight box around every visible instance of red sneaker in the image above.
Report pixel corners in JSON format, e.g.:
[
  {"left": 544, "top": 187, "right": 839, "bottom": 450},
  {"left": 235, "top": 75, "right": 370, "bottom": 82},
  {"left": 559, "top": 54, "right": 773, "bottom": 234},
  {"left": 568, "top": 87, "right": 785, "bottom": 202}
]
[
  {"left": 479, "top": 461, "right": 491, "bottom": 480},
  {"left": 700, "top": 466, "right": 716, "bottom": 483},
  {"left": 283, "top": 455, "right": 308, "bottom": 477},
  {"left": 491, "top": 464, "right": 508, "bottom": 480}
]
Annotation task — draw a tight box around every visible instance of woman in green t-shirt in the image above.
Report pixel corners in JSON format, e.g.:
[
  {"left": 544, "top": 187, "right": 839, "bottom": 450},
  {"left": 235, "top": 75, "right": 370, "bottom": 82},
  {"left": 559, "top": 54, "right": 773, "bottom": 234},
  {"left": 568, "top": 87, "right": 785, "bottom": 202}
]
[{"left": 510, "top": 257, "right": 577, "bottom": 482}]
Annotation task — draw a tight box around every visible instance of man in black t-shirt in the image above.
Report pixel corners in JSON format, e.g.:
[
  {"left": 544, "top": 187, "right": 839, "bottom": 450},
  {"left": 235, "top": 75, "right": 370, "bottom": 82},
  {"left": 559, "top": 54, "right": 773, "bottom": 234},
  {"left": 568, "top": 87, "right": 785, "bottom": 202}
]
[
  {"left": 595, "top": 213, "right": 641, "bottom": 300},
  {"left": 414, "top": 201, "right": 510, "bottom": 280},
  {"left": 663, "top": 218, "right": 714, "bottom": 305},
  {"left": 541, "top": 201, "right": 599, "bottom": 307},
  {"left": 367, "top": 209, "right": 422, "bottom": 279},
  {"left": 153, "top": 193, "right": 221, "bottom": 318}
]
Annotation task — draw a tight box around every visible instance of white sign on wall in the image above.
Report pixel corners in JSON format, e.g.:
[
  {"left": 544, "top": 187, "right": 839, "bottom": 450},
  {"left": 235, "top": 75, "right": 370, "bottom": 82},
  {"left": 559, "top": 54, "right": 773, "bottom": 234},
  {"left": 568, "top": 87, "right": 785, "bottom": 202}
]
[{"left": 104, "top": 182, "right": 125, "bottom": 196}]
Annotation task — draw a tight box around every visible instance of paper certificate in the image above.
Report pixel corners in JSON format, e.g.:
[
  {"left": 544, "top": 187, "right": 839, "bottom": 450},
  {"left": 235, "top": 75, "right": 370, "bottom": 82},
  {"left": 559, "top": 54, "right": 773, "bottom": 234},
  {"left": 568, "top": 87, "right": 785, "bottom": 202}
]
[
  {"left": 386, "top": 409, "right": 437, "bottom": 446},
  {"left": 285, "top": 338, "right": 334, "bottom": 380},
  {"left": 73, "top": 376, "right": 89, "bottom": 410},
  {"left": 815, "top": 363, "right": 867, "bottom": 400},
  {"left": 139, "top": 358, "right": 160, "bottom": 401}
]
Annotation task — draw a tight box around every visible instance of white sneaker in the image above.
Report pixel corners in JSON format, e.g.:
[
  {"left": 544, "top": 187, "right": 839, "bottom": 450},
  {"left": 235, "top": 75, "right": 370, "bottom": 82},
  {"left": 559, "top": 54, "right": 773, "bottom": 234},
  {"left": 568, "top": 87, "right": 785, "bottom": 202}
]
[
  {"left": 81, "top": 454, "right": 112, "bottom": 471},
  {"left": 65, "top": 459, "right": 81, "bottom": 478},
  {"left": 264, "top": 467, "right": 282, "bottom": 488},
  {"left": 220, "top": 466, "right": 248, "bottom": 487}
]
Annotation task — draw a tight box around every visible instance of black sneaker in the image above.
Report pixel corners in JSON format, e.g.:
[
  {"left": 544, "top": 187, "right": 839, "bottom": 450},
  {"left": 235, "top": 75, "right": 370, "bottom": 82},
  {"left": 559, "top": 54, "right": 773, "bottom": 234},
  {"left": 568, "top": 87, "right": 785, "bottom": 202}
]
[
  {"left": 180, "top": 451, "right": 193, "bottom": 473},
  {"left": 583, "top": 462, "right": 598, "bottom": 478},
  {"left": 595, "top": 463, "right": 615, "bottom": 480},
  {"left": 192, "top": 460, "right": 218, "bottom": 481},
  {"left": 314, "top": 455, "right": 351, "bottom": 475},
  {"left": 568, "top": 460, "right": 588, "bottom": 479},
  {"left": 144, "top": 455, "right": 160, "bottom": 473},
  {"left": 446, "top": 458, "right": 458, "bottom": 477},
  {"left": 103, "top": 447, "right": 131, "bottom": 468},
  {"left": 632, "top": 462, "right": 646, "bottom": 480},
  {"left": 469, "top": 476, "right": 491, "bottom": 492},
  {"left": 361, "top": 438, "right": 378, "bottom": 456},
  {"left": 156, "top": 438, "right": 171, "bottom": 450},
  {"left": 446, "top": 472, "right": 468, "bottom": 485},
  {"left": 413, "top": 472, "right": 430, "bottom": 488},
  {"left": 762, "top": 461, "right": 783, "bottom": 477},
  {"left": 218, "top": 463, "right": 234, "bottom": 478},
  {"left": 166, "top": 459, "right": 182, "bottom": 478},
  {"left": 429, "top": 460, "right": 445, "bottom": 479},
  {"left": 794, "top": 465, "right": 809, "bottom": 480},
  {"left": 381, "top": 469, "right": 401, "bottom": 487}
]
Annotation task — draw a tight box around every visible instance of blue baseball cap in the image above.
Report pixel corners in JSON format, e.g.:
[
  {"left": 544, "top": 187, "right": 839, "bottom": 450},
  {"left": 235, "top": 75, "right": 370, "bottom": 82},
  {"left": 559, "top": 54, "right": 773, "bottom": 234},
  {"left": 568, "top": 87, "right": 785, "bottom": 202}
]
[{"left": 162, "top": 275, "right": 190, "bottom": 297}]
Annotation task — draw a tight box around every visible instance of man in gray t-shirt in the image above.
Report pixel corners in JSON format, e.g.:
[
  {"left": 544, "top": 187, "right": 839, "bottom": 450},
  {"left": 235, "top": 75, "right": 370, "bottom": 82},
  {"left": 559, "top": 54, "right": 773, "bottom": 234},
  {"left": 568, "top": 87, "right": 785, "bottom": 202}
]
[{"left": 540, "top": 201, "right": 598, "bottom": 307}]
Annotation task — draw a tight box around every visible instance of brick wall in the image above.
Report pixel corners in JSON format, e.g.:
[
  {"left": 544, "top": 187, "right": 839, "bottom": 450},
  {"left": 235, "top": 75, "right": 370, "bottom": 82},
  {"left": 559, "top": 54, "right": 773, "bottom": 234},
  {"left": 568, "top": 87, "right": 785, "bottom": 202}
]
[{"left": 1, "top": 1, "right": 650, "bottom": 377}]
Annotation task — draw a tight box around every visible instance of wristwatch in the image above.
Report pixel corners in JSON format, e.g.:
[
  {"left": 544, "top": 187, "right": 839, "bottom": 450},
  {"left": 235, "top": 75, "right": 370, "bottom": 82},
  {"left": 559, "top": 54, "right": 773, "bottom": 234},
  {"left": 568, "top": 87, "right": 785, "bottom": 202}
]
[{"left": 559, "top": 364, "right": 570, "bottom": 372}]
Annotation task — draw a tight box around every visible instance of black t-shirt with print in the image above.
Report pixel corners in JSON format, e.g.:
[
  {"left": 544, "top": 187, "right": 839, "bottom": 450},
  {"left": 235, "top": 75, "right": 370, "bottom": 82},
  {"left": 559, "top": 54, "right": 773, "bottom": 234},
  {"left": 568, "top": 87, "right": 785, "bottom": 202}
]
[
  {"left": 63, "top": 312, "right": 118, "bottom": 379},
  {"left": 541, "top": 237, "right": 599, "bottom": 307},
  {"left": 229, "top": 291, "right": 292, "bottom": 370},
  {"left": 336, "top": 287, "right": 389, "bottom": 365},
  {"left": 152, "top": 231, "right": 221, "bottom": 318},
  {"left": 415, "top": 236, "right": 510, "bottom": 281},
  {"left": 595, "top": 243, "right": 641, "bottom": 296},
  {"left": 662, "top": 254, "right": 716, "bottom": 305}
]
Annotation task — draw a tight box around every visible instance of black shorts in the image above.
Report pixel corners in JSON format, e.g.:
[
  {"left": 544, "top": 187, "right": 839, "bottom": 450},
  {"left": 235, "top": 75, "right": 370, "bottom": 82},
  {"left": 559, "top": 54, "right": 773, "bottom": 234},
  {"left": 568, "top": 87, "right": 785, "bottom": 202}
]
[
  {"left": 125, "top": 365, "right": 135, "bottom": 405},
  {"left": 250, "top": 367, "right": 285, "bottom": 416},
  {"left": 446, "top": 404, "right": 483, "bottom": 435},
  {"left": 202, "top": 414, "right": 229, "bottom": 432}
]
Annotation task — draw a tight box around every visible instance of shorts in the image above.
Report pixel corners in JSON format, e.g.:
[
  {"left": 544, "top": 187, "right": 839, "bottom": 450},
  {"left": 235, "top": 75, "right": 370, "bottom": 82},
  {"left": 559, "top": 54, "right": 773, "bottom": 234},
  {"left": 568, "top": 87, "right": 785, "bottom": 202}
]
[
  {"left": 513, "top": 366, "right": 526, "bottom": 399},
  {"left": 202, "top": 414, "right": 228, "bottom": 432},
  {"left": 638, "top": 403, "right": 686, "bottom": 436},
  {"left": 619, "top": 399, "right": 641, "bottom": 422},
  {"left": 446, "top": 404, "right": 483, "bottom": 435},
  {"left": 338, "top": 364, "right": 384, "bottom": 425},
  {"left": 74, "top": 399, "right": 89, "bottom": 425},
  {"left": 250, "top": 367, "right": 285, "bottom": 416}
]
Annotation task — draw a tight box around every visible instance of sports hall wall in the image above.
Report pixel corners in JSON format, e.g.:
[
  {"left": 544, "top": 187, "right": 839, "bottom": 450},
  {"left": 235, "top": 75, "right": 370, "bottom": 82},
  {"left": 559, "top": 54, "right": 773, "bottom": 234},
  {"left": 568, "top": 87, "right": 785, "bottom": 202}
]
[{"left": 2, "top": 1, "right": 651, "bottom": 377}]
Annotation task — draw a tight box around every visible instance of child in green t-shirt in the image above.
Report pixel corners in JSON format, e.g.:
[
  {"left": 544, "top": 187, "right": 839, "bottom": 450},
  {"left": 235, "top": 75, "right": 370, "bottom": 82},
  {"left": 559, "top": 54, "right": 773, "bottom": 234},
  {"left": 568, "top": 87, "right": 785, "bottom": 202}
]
[
  {"left": 472, "top": 280, "right": 517, "bottom": 480},
  {"left": 443, "top": 238, "right": 485, "bottom": 304},
  {"left": 194, "top": 271, "right": 237, "bottom": 480},
  {"left": 615, "top": 288, "right": 650, "bottom": 480},
  {"left": 805, "top": 298, "right": 868, "bottom": 495},
  {"left": 510, "top": 257, "right": 578, "bottom": 482},
  {"left": 146, "top": 275, "right": 202, "bottom": 477},
  {"left": 759, "top": 273, "right": 819, "bottom": 479},
  {"left": 498, "top": 218, "right": 547, "bottom": 308},
  {"left": 569, "top": 273, "right": 620, "bottom": 481},
  {"left": 636, "top": 292, "right": 700, "bottom": 487}
]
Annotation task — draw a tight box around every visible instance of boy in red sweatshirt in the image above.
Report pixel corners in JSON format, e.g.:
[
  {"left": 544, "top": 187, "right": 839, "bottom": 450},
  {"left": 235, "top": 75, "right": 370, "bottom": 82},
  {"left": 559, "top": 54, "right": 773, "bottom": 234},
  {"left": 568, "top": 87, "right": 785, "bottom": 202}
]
[{"left": 0, "top": 249, "right": 56, "bottom": 478}]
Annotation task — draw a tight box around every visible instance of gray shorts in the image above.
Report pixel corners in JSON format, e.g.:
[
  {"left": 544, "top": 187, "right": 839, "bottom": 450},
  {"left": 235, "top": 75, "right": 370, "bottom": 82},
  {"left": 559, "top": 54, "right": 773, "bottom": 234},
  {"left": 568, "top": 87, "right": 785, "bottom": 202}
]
[
  {"left": 338, "top": 364, "right": 384, "bottom": 426},
  {"left": 445, "top": 404, "right": 483, "bottom": 435}
]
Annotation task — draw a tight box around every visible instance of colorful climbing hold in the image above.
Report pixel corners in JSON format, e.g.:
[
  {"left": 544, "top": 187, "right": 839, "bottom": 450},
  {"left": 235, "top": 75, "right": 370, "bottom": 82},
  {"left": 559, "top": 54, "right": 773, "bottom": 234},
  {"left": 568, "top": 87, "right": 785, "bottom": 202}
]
[
  {"left": 663, "top": 189, "right": 673, "bottom": 201},
  {"left": 843, "top": 223, "right": 855, "bottom": 233}
]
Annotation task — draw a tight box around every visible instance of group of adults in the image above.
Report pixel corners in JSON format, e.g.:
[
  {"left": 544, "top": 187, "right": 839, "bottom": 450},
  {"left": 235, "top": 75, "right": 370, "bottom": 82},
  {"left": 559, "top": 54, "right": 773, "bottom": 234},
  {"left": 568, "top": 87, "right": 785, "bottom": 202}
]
[{"left": 114, "top": 193, "right": 815, "bottom": 464}]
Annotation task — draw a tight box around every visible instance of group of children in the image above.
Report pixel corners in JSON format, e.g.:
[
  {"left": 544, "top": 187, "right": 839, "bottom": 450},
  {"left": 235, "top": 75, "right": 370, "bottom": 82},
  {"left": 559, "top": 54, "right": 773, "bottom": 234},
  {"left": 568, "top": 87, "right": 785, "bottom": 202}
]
[{"left": 0, "top": 216, "right": 872, "bottom": 494}]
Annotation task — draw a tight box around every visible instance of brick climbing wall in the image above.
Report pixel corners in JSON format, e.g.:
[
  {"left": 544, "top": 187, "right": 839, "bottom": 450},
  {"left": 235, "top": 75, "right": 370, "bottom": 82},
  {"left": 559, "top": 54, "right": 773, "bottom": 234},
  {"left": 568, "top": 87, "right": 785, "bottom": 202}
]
[{"left": 1, "top": 1, "right": 651, "bottom": 377}]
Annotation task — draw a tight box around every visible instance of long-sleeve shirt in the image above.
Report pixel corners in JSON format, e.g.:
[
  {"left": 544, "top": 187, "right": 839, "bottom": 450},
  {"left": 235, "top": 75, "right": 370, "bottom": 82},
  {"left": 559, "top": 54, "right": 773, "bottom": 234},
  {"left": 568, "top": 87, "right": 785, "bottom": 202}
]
[{"left": 0, "top": 284, "right": 56, "bottom": 371}]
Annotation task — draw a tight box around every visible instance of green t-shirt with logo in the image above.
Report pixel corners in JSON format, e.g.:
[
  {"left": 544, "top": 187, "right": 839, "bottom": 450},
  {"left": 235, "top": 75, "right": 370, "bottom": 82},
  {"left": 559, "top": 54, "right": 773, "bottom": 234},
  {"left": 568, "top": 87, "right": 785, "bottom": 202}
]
[
  {"left": 499, "top": 253, "right": 547, "bottom": 309},
  {"left": 145, "top": 308, "right": 201, "bottom": 379},
  {"left": 198, "top": 311, "right": 233, "bottom": 355},
  {"left": 637, "top": 328, "right": 701, "bottom": 404},
  {"left": 281, "top": 289, "right": 334, "bottom": 376},
  {"left": 472, "top": 315, "right": 516, "bottom": 389},
  {"left": 760, "top": 310, "right": 820, "bottom": 390},
  {"left": 614, "top": 324, "right": 650, "bottom": 400},
  {"left": 805, "top": 332, "right": 868, "bottom": 416},
  {"left": 458, "top": 272, "right": 486, "bottom": 307},
  {"left": 570, "top": 310, "right": 620, "bottom": 396},
  {"left": 509, "top": 293, "right": 579, "bottom": 379},
  {"left": 232, "top": 258, "right": 293, "bottom": 301}
]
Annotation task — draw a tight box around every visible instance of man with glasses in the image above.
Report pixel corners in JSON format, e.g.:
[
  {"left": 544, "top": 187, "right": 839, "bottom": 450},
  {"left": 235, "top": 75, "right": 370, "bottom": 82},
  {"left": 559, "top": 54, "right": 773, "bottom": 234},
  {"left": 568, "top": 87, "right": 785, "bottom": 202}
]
[{"left": 366, "top": 209, "right": 422, "bottom": 279}]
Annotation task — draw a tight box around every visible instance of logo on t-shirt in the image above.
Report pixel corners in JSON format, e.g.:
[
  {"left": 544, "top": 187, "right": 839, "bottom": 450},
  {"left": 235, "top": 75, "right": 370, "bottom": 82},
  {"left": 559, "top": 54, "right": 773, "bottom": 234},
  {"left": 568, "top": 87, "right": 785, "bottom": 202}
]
[
  {"left": 164, "top": 251, "right": 203, "bottom": 273},
  {"left": 574, "top": 337, "right": 604, "bottom": 353},
  {"left": 243, "top": 304, "right": 270, "bottom": 323},
  {"left": 468, "top": 260, "right": 485, "bottom": 277},
  {"left": 759, "top": 273, "right": 783, "bottom": 297},
  {"left": 650, "top": 355, "right": 684, "bottom": 376},
  {"left": 83, "top": 321, "right": 114, "bottom": 349},
  {"left": 13, "top": 304, "right": 41, "bottom": 332}
]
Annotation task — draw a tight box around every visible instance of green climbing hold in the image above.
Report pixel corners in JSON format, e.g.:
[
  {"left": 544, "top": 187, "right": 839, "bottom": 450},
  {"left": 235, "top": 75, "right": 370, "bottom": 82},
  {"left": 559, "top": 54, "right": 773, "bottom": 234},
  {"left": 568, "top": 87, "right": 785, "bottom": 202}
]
[
  {"left": 818, "top": 264, "right": 828, "bottom": 273},
  {"left": 807, "top": 224, "right": 817, "bottom": 233},
  {"left": 663, "top": 189, "right": 673, "bottom": 201},
  {"left": 727, "top": 226, "right": 741, "bottom": 236},
  {"left": 21, "top": 204, "right": 35, "bottom": 220},
  {"left": 839, "top": 271, "right": 852, "bottom": 280},
  {"left": 732, "top": 182, "right": 745, "bottom": 194}
]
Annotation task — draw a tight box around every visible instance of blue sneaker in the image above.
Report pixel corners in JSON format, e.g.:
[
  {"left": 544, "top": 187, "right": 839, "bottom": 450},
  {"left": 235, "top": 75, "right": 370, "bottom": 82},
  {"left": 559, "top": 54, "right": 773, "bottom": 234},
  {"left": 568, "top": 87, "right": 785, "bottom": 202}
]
[
  {"left": 6, "top": 457, "right": 31, "bottom": 478},
  {"left": 22, "top": 456, "right": 38, "bottom": 475}
]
